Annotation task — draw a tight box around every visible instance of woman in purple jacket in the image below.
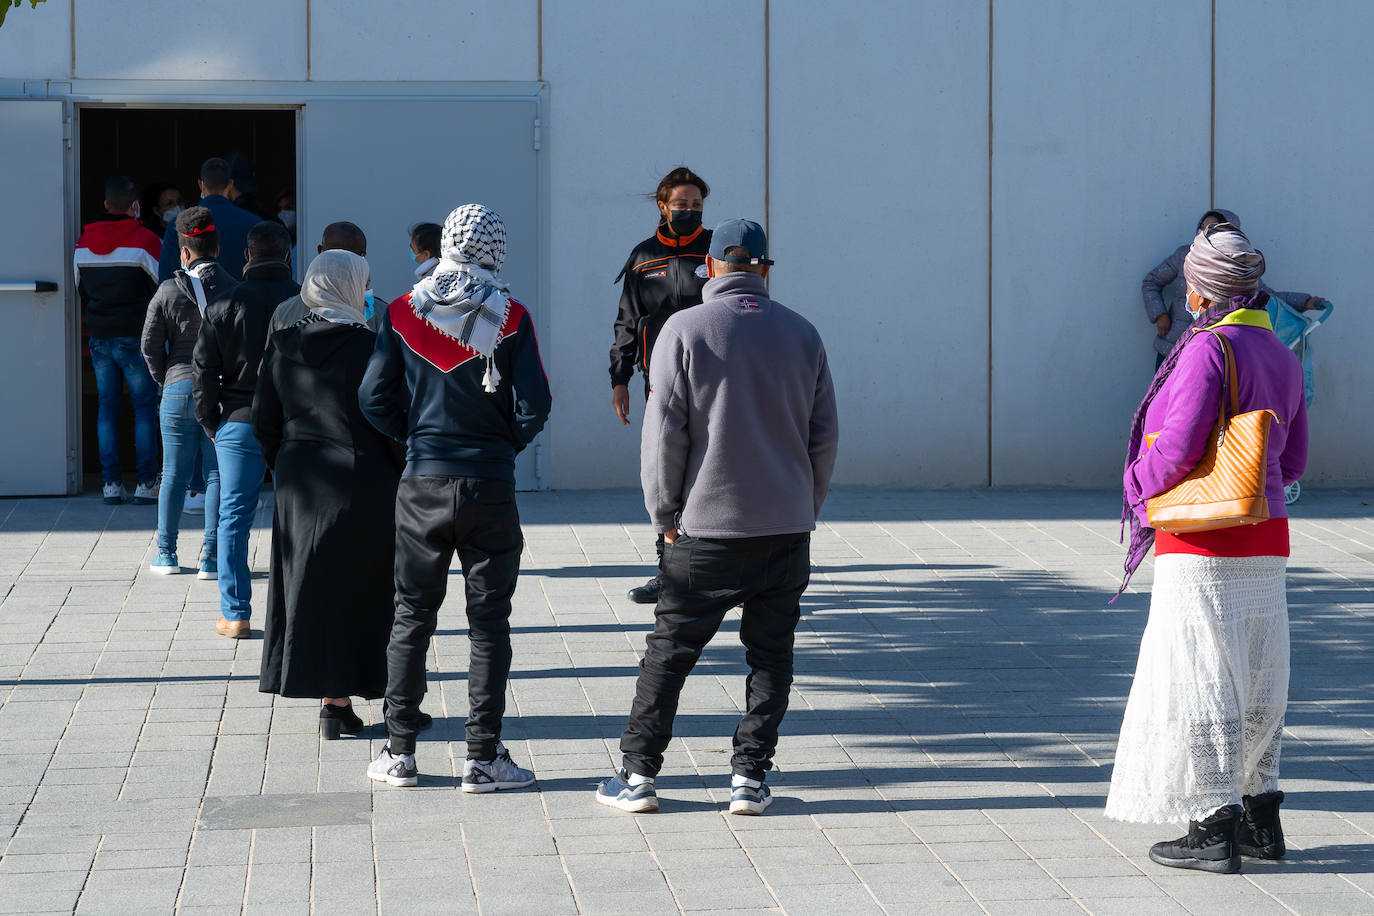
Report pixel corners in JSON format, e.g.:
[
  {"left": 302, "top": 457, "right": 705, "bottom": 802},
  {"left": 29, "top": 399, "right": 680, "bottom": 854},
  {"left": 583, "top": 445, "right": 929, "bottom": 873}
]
[{"left": 1108, "top": 223, "right": 1308, "bottom": 874}]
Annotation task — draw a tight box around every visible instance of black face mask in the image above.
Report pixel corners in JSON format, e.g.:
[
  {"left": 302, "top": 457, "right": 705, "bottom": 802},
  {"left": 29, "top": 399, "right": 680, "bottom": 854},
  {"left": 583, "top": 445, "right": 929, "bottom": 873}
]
[{"left": 668, "top": 209, "right": 702, "bottom": 236}]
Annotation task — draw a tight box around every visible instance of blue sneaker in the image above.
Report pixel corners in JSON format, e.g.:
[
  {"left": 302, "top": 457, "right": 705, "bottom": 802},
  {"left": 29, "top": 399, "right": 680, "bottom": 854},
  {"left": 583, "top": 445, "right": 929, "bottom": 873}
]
[
  {"left": 198, "top": 551, "right": 217, "bottom": 581},
  {"left": 729, "top": 780, "right": 772, "bottom": 815},
  {"left": 150, "top": 551, "right": 180, "bottom": 575},
  {"left": 595, "top": 769, "right": 658, "bottom": 813}
]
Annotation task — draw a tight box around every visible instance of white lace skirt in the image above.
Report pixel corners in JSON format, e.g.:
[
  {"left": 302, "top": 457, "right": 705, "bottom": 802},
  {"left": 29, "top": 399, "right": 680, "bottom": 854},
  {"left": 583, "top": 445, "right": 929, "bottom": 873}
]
[{"left": 1105, "top": 554, "right": 1289, "bottom": 824}]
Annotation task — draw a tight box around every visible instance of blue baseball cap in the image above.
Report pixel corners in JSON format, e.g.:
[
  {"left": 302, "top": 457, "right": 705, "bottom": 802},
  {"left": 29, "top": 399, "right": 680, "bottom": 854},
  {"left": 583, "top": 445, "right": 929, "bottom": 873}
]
[{"left": 709, "top": 218, "right": 774, "bottom": 266}]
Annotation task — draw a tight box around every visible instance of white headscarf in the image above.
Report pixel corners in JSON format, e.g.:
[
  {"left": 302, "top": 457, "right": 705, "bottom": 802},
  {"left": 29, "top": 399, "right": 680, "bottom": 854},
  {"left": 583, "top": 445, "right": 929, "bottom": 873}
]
[{"left": 302, "top": 250, "right": 370, "bottom": 325}]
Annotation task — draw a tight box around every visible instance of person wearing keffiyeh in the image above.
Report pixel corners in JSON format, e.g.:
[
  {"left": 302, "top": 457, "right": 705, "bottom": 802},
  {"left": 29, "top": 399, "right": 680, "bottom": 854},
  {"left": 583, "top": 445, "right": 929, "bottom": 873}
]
[
  {"left": 358, "top": 203, "right": 551, "bottom": 792},
  {"left": 1108, "top": 222, "right": 1308, "bottom": 875}
]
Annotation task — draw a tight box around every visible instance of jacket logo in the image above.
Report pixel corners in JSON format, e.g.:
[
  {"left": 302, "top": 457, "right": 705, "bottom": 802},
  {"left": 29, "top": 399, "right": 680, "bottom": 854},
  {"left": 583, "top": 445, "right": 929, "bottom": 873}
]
[
  {"left": 736, "top": 297, "right": 761, "bottom": 312},
  {"left": 694, "top": 264, "right": 710, "bottom": 279},
  {"left": 643, "top": 270, "right": 666, "bottom": 279}
]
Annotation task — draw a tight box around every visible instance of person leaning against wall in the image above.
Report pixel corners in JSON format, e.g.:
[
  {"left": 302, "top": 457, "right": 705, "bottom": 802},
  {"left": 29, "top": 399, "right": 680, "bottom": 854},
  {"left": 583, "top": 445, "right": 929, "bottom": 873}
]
[
  {"left": 609, "top": 166, "right": 714, "bottom": 605},
  {"left": 1111, "top": 222, "right": 1307, "bottom": 874},
  {"left": 140, "top": 207, "right": 235, "bottom": 579},
  {"left": 1142, "top": 208, "right": 1324, "bottom": 370}
]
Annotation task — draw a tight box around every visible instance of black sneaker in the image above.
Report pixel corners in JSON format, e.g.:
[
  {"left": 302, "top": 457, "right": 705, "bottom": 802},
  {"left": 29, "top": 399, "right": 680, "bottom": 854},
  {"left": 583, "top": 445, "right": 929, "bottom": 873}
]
[
  {"left": 366, "top": 744, "right": 418, "bottom": 787},
  {"left": 627, "top": 576, "right": 663, "bottom": 604},
  {"left": 1238, "top": 791, "right": 1286, "bottom": 859},
  {"left": 1148, "top": 804, "right": 1243, "bottom": 874}
]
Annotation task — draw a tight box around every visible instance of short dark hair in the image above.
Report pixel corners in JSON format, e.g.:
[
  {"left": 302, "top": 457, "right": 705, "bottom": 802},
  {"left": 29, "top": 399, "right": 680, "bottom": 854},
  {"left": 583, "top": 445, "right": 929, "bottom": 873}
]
[
  {"left": 655, "top": 167, "right": 709, "bottom": 207},
  {"left": 409, "top": 222, "right": 441, "bottom": 257},
  {"left": 320, "top": 221, "right": 367, "bottom": 256},
  {"left": 104, "top": 175, "right": 138, "bottom": 213},
  {"left": 716, "top": 246, "right": 766, "bottom": 275},
  {"left": 200, "top": 157, "right": 231, "bottom": 193},
  {"left": 175, "top": 206, "right": 219, "bottom": 259},
  {"left": 247, "top": 220, "right": 292, "bottom": 261}
]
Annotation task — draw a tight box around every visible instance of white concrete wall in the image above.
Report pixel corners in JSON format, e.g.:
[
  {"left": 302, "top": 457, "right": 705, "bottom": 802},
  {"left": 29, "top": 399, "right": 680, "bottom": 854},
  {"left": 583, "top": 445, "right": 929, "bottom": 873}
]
[
  {"left": 1215, "top": 0, "right": 1373, "bottom": 484},
  {"left": 771, "top": 1, "right": 990, "bottom": 487},
  {"left": 990, "top": 1, "right": 1212, "bottom": 486},
  {"left": 542, "top": 0, "right": 767, "bottom": 489},
  {"left": 2, "top": 1, "right": 1371, "bottom": 488}
]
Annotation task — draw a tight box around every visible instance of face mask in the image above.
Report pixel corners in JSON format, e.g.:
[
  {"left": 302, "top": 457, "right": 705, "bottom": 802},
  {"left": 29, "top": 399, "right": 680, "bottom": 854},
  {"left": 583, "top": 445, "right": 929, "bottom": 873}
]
[
  {"left": 410, "top": 250, "right": 420, "bottom": 265},
  {"left": 363, "top": 289, "right": 376, "bottom": 322},
  {"left": 132, "top": 203, "right": 142, "bottom": 220},
  {"left": 278, "top": 209, "right": 296, "bottom": 230},
  {"left": 162, "top": 205, "right": 183, "bottom": 224},
  {"left": 668, "top": 209, "right": 702, "bottom": 235}
]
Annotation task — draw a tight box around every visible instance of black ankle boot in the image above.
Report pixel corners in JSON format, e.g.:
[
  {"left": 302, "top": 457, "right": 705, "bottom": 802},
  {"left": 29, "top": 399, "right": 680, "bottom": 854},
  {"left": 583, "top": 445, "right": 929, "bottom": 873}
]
[
  {"left": 1238, "top": 791, "right": 1286, "bottom": 859},
  {"left": 320, "top": 703, "right": 365, "bottom": 740},
  {"left": 1148, "top": 804, "right": 1243, "bottom": 874}
]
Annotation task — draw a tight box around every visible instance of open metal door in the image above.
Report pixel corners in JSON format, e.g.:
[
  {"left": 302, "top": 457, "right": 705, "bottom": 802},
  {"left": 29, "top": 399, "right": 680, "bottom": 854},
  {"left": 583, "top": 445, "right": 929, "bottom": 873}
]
[
  {"left": 301, "top": 97, "right": 543, "bottom": 489},
  {"left": 0, "top": 99, "right": 73, "bottom": 496}
]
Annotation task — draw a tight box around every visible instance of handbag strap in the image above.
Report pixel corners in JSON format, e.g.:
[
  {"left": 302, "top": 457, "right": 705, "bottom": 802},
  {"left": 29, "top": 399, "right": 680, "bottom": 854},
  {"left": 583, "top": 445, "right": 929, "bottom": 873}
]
[{"left": 1204, "top": 328, "right": 1240, "bottom": 424}]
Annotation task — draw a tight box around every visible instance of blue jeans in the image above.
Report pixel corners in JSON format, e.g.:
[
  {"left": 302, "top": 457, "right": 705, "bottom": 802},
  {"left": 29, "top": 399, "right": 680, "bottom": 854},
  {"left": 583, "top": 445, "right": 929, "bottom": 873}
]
[
  {"left": 88, "top": 337, "right": 159, "bottom": 484},
  {"left": 156, "top": 381, "right": 219, "bottom": 556},
  {"left": 215, "top": 421, "right": 265, "bottom": 620}
]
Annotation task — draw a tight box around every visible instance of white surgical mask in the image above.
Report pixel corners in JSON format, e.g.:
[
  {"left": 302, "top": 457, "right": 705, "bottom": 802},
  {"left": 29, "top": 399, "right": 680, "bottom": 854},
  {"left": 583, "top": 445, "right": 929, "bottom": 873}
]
[
  {"left": 277, "top": 209, "right": 297, "bottom": 230},
  {"left": 162, "top": 205, "right": 183, "bottom": 224}
]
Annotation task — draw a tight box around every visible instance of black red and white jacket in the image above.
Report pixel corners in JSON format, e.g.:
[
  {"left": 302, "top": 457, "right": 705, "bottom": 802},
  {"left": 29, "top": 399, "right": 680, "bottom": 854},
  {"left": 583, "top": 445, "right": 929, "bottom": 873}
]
[
  {"left": 609, "top": 224, "right": 713, "bottom": 387},
  {"left": 74, "top": 214, "right": 162, "bottom": 339},
  {"left": 359, "top": 292, "right": 552, "bottom": 483}
]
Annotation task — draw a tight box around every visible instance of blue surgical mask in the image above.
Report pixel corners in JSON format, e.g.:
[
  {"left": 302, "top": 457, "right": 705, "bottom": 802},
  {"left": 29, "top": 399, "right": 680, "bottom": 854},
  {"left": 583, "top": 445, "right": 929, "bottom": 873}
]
[
  {"left": 410, "top": 250, "right": 419, "bottom": 264},
  {"left": 363, "top": 289, "right": 375, "bottom": 321}
]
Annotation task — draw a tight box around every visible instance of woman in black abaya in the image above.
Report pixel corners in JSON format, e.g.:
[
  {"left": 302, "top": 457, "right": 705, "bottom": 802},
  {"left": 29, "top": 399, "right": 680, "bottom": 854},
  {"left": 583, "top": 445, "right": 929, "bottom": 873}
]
[{"left": 253, "top": 249, "right": 403, "bottom": 738}]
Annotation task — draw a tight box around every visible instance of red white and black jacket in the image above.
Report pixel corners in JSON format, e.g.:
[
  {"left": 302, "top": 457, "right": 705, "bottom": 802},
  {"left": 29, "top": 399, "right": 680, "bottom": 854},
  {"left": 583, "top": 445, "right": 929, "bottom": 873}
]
[
  {"left": 74, "top": 214, "right": 162, "bottom": 339},
  {"left": 609, "top": 224, "right": 713, "bottom": 387},
  {"left": 359, "top": 292, "right": 552, "bottom": 483}
]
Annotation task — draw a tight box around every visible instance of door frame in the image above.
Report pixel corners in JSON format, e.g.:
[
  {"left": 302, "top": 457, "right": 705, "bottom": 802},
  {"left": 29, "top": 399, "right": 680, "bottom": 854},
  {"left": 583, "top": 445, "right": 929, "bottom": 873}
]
[{"left": 5, "top": 79, "right": 551, "bottom": 492}]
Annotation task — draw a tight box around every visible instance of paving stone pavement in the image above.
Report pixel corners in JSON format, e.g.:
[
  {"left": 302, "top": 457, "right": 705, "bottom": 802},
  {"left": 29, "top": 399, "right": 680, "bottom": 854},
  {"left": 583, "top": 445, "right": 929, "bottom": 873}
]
[{"left": 0, "top": 487, "right": 1370, "bottom": 916}]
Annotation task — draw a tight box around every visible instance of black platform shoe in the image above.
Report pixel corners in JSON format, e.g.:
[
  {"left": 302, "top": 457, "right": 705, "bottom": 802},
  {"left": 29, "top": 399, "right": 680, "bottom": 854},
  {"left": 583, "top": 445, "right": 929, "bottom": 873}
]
[
  {"left": 1238, "top": 791, "right": 1286, "bottom": 859},
  {"left": 320, "top": 702, "right": 366, "bottom": 740},
  {"left": 627, "top": 576, "right": 664, "bottom": 604},
  {"left": 1148, "top": 804, "right": 1243, "bottom": 874}
]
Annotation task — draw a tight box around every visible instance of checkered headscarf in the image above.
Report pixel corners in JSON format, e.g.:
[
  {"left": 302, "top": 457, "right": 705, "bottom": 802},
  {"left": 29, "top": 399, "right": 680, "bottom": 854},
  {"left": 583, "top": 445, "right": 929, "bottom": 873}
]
[{"left": 441, "top": 204, "right": 506, "bottom": 270}]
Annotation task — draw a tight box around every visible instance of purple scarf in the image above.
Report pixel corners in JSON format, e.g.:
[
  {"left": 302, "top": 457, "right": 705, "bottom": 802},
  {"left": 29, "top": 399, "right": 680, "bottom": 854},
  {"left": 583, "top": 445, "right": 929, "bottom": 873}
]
[{"left": 1115, "top": 291, "right": 1268, "bottom": 600}]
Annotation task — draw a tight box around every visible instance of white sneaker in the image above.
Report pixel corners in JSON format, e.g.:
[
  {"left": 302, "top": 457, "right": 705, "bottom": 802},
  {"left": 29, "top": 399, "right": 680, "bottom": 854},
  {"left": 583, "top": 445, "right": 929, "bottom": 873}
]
[
  {"left": 102, "top": 482, "right": 126, "bottom": 505},
  {"left": 183, "top": 491, "right": 205, "bottom": 514},
  {"left": 132, "top": 481, "right": 160, "bottom": 505},
  {"left": 462, "top": 743, "right": 535, "bottom": 793},
  {"left": 367, "top": 744, "right": 418, "bottom": 787}
]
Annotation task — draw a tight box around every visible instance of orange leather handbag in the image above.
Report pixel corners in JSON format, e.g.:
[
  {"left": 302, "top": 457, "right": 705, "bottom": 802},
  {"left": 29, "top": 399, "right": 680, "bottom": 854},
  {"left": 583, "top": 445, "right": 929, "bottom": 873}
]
[{"left": 1145, "top": 330, "right": 1280, "bottom": 533}]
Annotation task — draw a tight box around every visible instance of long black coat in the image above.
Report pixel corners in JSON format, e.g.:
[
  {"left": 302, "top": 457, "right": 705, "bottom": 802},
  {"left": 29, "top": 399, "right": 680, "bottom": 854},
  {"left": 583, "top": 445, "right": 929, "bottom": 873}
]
[{"left": 252, "top": 317, "right": 403, "bottom": 699}]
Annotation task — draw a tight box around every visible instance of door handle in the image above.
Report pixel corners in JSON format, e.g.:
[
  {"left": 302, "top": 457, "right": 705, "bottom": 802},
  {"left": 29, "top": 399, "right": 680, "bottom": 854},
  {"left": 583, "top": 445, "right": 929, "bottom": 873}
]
[{"left": 0, "top": 282, "right": 59, "bottom": 292}]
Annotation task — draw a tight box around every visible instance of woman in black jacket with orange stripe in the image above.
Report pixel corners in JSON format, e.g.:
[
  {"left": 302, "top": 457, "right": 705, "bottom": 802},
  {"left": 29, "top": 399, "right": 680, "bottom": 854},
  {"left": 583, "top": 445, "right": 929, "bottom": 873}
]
[{"left": 609, "top": 167, "right": 712, "bottom": 603}]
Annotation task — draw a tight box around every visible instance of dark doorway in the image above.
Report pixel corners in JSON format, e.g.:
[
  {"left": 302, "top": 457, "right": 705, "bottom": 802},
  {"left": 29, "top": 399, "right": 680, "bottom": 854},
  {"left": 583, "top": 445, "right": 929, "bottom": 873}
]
[{"left": 76, "top": 107, "right": 296, "bottom": 487}]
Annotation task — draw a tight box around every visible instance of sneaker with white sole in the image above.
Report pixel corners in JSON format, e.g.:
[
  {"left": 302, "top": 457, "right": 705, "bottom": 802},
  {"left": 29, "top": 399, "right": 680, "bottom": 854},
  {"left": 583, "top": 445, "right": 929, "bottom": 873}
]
[
  {"left": 102, "top": 482, "right": 126, "bottom": 505},
  {"left": 198, "top": 550, "right": 218, "bottom": 580},
  {"left": 729, "top": 780, "right": 772, "bottom": 815},
  {"left": 462, "top": 743, "right": 535, "bottom": 793},
  {"left": 595, "top": 769, "right": 658, "bottom": 813},
  {"left": 183, "top": 491, "right": 205, "bottom": 514},
  {"left": 150, "top": 551, "right": 180, "bottom": 575},
  {"left": 131, "top": 480, "right": 160, "bottom": 505},
  {"left": 366, "top": 744, "right": 418, "bottom": 787}
]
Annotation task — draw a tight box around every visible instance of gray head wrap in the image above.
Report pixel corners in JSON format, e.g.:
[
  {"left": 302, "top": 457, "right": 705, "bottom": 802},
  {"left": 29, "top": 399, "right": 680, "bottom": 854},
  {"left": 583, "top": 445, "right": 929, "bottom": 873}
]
[
  {"left": 1182, "top": 222, "right": 1265, "bottom": 303},
  {"left": 302, "top": 249, "right": 370, "bottom": 324}
]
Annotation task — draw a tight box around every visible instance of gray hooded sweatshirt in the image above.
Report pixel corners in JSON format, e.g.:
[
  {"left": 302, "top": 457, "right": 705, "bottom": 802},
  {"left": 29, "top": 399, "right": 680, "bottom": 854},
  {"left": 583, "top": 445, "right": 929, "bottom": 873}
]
[
  {"left": 1142, "top": 208, "right": 1311, "bottom": 356},
  {"left": 641, "top": 271, "right": 838, "bottom": 538}
]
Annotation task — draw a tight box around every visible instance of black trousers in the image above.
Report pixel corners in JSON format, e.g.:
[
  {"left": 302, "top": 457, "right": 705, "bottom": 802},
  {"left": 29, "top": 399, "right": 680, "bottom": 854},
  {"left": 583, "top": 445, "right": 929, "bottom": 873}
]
[
  {"left": 620, "top": 532, "right": 811, "bottom": 781},
  {"left": 386, "top": 476, "right": 522, "bottom": 758}
]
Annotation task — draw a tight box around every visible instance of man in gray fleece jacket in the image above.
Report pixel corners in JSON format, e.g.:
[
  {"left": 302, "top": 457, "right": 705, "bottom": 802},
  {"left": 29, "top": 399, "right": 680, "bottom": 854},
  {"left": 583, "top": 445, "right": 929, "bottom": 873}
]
[{"left": 596, "top": 219, "right": 838, "bottom": 816}]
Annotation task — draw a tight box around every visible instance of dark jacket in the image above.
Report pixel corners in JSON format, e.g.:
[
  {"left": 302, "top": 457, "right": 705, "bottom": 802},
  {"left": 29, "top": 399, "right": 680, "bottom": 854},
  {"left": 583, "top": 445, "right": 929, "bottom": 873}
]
[
  {"left": 159, "top": 194, "right": 263, "bottom": 282},
  {"left": 359, "top": 293, "right": 552, "bottom": 482},
  {"left": 75, "top": 214, "right": 162, "bottom": 339},
  {"left": 193, "top": 259, "right": 300, "bottom": 437},
  {"left": 609, "top": 225, "right": 713, "bottom": 387},
  {"left": 141, "top": 259, "right": 237, "bottom": 388}
]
